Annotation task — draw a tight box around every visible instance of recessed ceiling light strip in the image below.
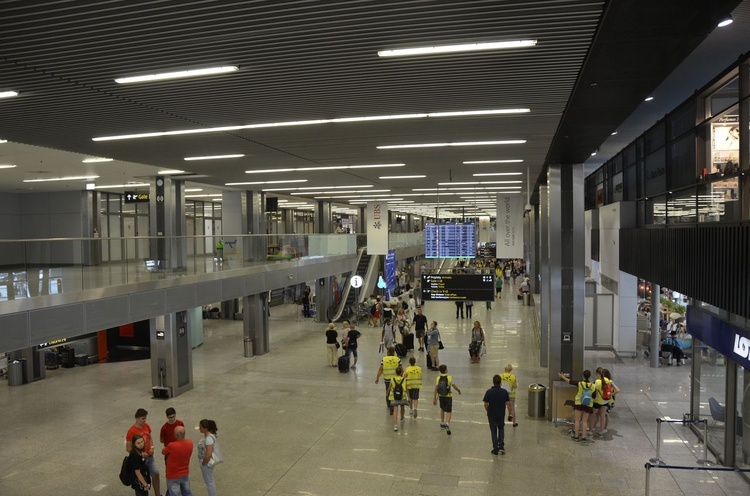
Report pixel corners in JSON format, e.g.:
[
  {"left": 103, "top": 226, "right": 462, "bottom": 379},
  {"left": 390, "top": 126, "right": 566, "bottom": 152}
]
[
  {"left": 0, "top": 91, "right": 19, "bottom": 98},
  {"left": 115, "top": 66, "right": 239, "bottom": 84},
  {"left": 24, "top": 175, "right": 99, "bottom": 183},
  {"left": 93, "top": 110, "right": 530, "bottom": 142},
  {"left": 472, "top": 172, "right": 523, "bottom": 176},
  {"left": 379, "top": 175, "right": 426, "bottom": 179},
  {"left": 95, "top": 183, "right": 150, "bottom": 189},
  {"left": 225, "top": 179, "right": 308, "bottom": 186},
  {"left": 378, "top": 40, "right": 537, "bottom": 57},
  {"left": 378, "top": 140, "right": 525, "bottom": 149},
  {"left": 0, "top": 164, "right": 16, "bottom": 169},
  {"left": 82, "top": 157, "right": 113, "bottom": 163},
  {"left": 184, "top": 154, "right": 245, "bottom": 161},
  {"left": 246, "top": 164, "right": 404, "bottom": 174}
]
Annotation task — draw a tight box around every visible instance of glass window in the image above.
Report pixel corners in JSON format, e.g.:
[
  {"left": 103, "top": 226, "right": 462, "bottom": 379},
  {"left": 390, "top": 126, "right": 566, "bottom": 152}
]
[
  {"left": 108, "top": 194, "right": 121, "bottom": 213},
  {"left": 669, "top": 134, "right": 697, "bottom": 190},
  {"left": 645, "top": 122, "right": 665, "bottom": 155},
  {"left": 651, "top": 194, "right": 667, "bottom": 224},
  {"left": 666, "top": 189, "right": 696, "bottom": 224},
  {"left": 612, "top": 172, "right": 623, "bottom": 202},
  {"left": 710, "top": 110, "right": 740, "bottom": 175},
  {"left": 624, "top": 144, "right": 636, "bottom": 167},
  {"left": 737, "top": 366, "right": 749, "bottom": 471},
  {"left": 709, "top": 76, "right": 739, "bottom": 117},
  {"left": 669, "top": 100, "right": 696, "bottom": 140},
  {"left": 644, "top": 151, "right": 667, "bottom": 197},
  {"left": 694, "top": 340, "right": 727, "bottom": 457},
  {"left": 697, "top": 180, "right": 740, "bottom": 223},
  {"left": 204, "top": 203, "right": 213, "bottom": 217},
  {"left": 624, "top": 164, "right": 636, "bottom": 201}
]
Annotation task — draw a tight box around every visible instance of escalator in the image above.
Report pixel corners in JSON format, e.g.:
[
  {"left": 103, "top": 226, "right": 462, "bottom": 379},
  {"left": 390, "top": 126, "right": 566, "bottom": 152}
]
[{"left": 328, "top": 249, "right": 372, "bottom": 322}]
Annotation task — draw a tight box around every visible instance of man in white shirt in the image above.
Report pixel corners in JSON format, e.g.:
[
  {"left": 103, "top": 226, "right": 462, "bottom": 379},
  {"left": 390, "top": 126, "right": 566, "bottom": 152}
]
[{"left": 408, "top": 293, "right": 417, "bottom": 321}]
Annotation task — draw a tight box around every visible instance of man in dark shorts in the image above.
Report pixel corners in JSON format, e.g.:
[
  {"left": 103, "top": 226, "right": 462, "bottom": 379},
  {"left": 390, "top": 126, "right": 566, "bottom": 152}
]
[
  {"left": 433, "top": 364, "right": 462, "bottom": 435},
  {"left": 412, "top": 307, "right": 428, "bottom": 351}
]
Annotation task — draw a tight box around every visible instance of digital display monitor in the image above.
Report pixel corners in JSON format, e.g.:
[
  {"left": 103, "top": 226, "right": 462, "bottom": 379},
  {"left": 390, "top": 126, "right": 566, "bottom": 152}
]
[
  {"left": 421, "top": 274, "right": 494, "bottom": 301},
  {"left": 424, "top": 223, "right": 476, "bottom": 258}
]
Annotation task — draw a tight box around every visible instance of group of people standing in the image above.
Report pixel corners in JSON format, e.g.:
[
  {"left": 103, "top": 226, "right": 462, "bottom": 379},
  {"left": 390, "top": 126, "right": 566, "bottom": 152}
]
[
  {"left": 124, "top": 407, "right": 222, "bottom": 496},
  {"left": 558, "top": 367, "right": 620, "bottom": 443}
]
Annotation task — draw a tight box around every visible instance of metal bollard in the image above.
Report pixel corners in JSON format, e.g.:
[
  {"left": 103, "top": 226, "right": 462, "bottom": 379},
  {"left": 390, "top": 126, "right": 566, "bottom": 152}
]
[{"left": 649, "top": 419, "right": 663, "bottom": 465}]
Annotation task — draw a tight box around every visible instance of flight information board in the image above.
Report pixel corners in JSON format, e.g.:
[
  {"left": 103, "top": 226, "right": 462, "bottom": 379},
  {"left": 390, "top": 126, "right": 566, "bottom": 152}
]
[
  {"left": 421, "top": 274, "right": 495, "bottom": 301},
  {"left": 424, "top": 223, "right": 476, "bottom": 258}
]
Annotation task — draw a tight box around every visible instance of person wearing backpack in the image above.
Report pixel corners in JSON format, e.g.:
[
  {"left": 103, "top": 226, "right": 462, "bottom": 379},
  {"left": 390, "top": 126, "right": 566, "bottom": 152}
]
[
  {"left": 558, "top": 370, "right": 596, "bottom": 443},
  {"left": 433, "top": 364, "right": 462, "bottom": 435},
  {"left": 404, "top": 357, "right": 423, "bottom": 418},
  {"left": 387, "top": 366, "right": 409, "bottom": 431},
  {"left": 375, "top": 347, "right": 402, "bottom": 414},
  {"left": 127, "top": 434, "right": 152, "bottom": 495},
  {"left": 500, "top": 364, "right": 519, "bottom": 426},
  {"left": 590, "top": 368, "right": 620, "bottom": 436}
]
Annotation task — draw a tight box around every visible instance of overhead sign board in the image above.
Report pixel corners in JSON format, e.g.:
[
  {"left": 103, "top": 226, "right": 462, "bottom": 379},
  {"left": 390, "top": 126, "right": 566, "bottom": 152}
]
[
  {"left": 421, "top": 274, "right": 494, "bottom": 301},
  {"left": 124, "top": 191, "right": 150, "bottom": 203}
]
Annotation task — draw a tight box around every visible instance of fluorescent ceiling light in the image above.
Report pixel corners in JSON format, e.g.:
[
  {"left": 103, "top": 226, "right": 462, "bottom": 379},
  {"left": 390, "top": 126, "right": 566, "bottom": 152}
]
[
  {"left": 246, "top": 164, "right": 404, "bottom": 174},
  {"left": 472, "top": 172, "right": 523, "bottom": 177},
  {"left": 0, "top": 139, "right": 8, "bottom": 143},
  {"left": 184, "top": 154, "right": 245, "bottom": 161},
  {"left": 437, "top": 181, "right": 522, "bottom": 185},
  {"left": 379, "top": 175, "right": 426, "bottom": 179},
  {"left": 645, "top": 96, "right": 654, "bottom": 102},
  {"left": 24, "top": 175, "right": 99, "bottom": 183},
  {"left": 82, "top": 157, "right": 113, "bottom": 163},
  {"left": 158, "top": 169, "right": 186, "bottom": 174},
  {"left": 0, "top": 164, "right": 17, "bottom": 169},
  {"left": 185, "top": 188, "right": 203, "bottom": 192},
  {"left": 262, "top": 184, "right": 373, "bottom": 192},
  {"left": 115, "top": 66, "right": 239, "bottom": 84},
  {"left": 225, "top": 179, "right": 308, "bottom": 186},
  {"left": 93, "top": 109, "right": 529, "bottom": 142},
  {"left": 292, "top": 189, "right": 390, "bottom": 195},
  {"left": 378, "top": 40, "right": 537, "bottom": 57},
  {"left": 463, "top": 160, "right": 523, "bottom": 164},
  {"left": 0, "top": 91, "right": 19, "bottom": 98},
  {"left": 378, "top": 140, "right": 525, "bottom": 149},
  {"left": 95, "top": 182, "right": 150, "bottom": 189}
]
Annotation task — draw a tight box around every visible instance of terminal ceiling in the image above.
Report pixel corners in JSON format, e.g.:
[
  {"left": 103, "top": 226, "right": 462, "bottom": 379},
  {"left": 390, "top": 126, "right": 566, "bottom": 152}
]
[{"left": 0, "top": 1, "right": 742, "bottom": 216}]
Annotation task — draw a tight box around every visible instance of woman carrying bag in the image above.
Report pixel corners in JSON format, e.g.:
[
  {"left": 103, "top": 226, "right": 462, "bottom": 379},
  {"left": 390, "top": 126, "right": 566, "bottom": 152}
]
[
  {"left": 469, "top": 321, "right": 486, "bottom": 364},
  {"left": 198, "top": 419, "right": 222, "bottom": 496}
]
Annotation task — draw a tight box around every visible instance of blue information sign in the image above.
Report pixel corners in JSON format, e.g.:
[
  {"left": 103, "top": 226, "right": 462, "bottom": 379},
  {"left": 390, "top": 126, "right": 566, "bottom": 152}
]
[
  {"left": 385, "top": 249, "right": 397, "bottom": 296},
  {"left": 687, "top": 306, "right": 750, "bottom": 370}
]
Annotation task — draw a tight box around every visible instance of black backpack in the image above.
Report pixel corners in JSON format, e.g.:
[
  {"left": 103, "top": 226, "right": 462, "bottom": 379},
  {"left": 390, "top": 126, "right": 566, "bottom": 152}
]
[
  {"left": 437, "top": 375, "right": 450, "bottom": 395},
  {"left": 119, "top": 456, "right": 132, "bottom": 486},
  {"left": 393, "top": 378, "right": 404, "bottom": 401},
  {"left": 370, "top": 304, "right": 377, "bottom": 315},
  {"left": 402, "top": 300, "right": 409, "bottom": 310}
]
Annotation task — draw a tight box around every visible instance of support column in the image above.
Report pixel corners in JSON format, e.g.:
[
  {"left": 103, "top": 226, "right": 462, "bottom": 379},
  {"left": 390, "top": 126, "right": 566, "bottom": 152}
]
[
  {"left": 82, "top": 190, "right": 102, "bottom": 266},
  {"left": 150, "top": 311, "right": 193, "bottom": 398},
  {"left": 316, "top": 201, "right": 332, "bottom": 234},
  {"left": 539, "top": 185, "right": 549, "bottom": 367},
  {"left": 149, "top": 176, "right": 187, "bottom": 269},
  {"left": 243, "top": 294, "right": 269, "bottom": 356},
  {"left": 358, "top": 206, "right": 366, "bottom": 234},
  {"left": 282, "top": 209, "right": 294, "bottom": 234},
  {"left": 547, "top": 163, "right": 585, "bottom": 383},
  {"left": 316, "top": 276, "right": 334, "bottom": 324},
  {"left": 527, "top": 206, "right": 536, "bottom": 292},
  {"left": 247, "top": 190, "right": 267, "bottom": 262},
  {"left": 650, "top": 283, "right": 661, "bottom": 368}
]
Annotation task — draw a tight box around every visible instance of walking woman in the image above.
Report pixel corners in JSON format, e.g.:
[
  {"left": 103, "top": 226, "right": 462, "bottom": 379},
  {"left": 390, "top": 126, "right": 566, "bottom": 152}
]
[
  {"left": 128, "top": 434, "right": 152, "bottom": 495},
  {"left": 469, "top": 321, "right": 486, "bottom": 364},
  {"left": 198, "top": 419, "right": 221, "bottom": 496},
  {"left": 325, "top": 323, "right": 338, "bottom": 367},
  {"left": 558, "top": 370, "right": 596, "bottom": 443}
]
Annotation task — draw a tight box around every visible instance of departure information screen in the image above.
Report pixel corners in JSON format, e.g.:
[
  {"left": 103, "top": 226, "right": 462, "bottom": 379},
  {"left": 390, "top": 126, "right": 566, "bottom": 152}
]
[
  {"left": 424, "top": 223, "right": 476, "bottom": 258},
  {"left": 421, "top": 274, "right": 495, "bottom": 301}
]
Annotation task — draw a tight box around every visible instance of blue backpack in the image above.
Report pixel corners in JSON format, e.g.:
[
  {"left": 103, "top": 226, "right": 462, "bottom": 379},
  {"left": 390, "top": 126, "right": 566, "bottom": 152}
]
[{"left": 580, "top": 382, "right": 593, "bottom": 407}]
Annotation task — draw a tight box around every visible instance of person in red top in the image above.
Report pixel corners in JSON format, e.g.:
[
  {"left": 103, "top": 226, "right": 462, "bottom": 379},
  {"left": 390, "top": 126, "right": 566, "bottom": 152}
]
[
  {"left": 162, "top": 426, "right": 194, "bottom": 496},
  {"left": 160, "top": 407, "right": 185, "bottom": 447},
  {"left": 126, "top": 408, "right": 161, "bottom": 496}
]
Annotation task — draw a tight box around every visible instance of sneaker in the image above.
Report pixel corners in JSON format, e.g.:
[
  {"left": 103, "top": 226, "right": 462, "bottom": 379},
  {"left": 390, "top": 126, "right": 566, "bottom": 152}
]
[
  {"left": 439, "top": 423, "right": 447, "bottom": 428},
  {"left": 512, "top": 421, "right": 518, "bottom": 427},
  {"left": 499, "top": 447, "right": 505, "bottom": 455},
  {"left": 491, "top": 449, "right": 499, "bottom": 456},
  {"left": 600, "top": 429, "right": 608, "bottom": 435},
  {"left": 409, "top": 409, "right": 414, "bottom": 417},
  {"left": 572, "top": 437, "right": 580, "bottom": 442},
  {"left": 401, "top": 416, "right": 405, "bottom": 421},
  {"left": 413, "top": 409, "right": 418, "bottom": 418},
  {"left": 580, "top": 438, "right": 588, "bottom": 444},
  {"left": 446, "top": 425, "right": 451, "bottom": 435},
  {"left": 394, "top": 425, "right": 398, "bottom": 432}
]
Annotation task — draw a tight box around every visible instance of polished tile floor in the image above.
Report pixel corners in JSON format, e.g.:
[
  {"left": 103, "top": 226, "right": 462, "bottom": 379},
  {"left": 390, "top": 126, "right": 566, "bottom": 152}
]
[{"left": 0, "top": 285, "right": 747, "bottom": 495}]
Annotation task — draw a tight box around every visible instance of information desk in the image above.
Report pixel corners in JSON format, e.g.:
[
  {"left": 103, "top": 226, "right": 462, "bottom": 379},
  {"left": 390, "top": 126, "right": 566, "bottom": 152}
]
[{"left": 421, "top": 274, "right": 494, "bottom": 301}]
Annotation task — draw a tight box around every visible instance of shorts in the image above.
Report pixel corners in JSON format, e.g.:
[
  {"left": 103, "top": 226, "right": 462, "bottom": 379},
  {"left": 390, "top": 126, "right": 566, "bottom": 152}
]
[
  {"left": 574, "top": 404, "right": 593, "bottom": 414},
  {"left": 390, "top": 399, "right": 409, "bottom": 406},
  {"left": 592, "top": 403, "right": 604, "bottom": 410},
  {"left": 346, "top": 347, "right": 358, "bottom": 358},
  {"left": 438, "top": 396, "right": 453, "bottom": 413},
  {"left": 408, "top": 389, "right": 420, "bottom": 400},
  {"left": 415, "top": 329, "right": 425, "bottom": 339},
  {"left": 145, "top": 454, "right": 159, "bottom": 476}
]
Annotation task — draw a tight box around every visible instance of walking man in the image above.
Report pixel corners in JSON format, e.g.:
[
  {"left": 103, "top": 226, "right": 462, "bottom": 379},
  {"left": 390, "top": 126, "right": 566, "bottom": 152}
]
[
  {"left": 412, "top": 307, "right": 428, "bottom": 352},
  {"left": 483, "top": 374, "right": 516, "bottom": 455},
  {"left": 162, "top": 426, "right": 194, "bottom": 495},
  {"left": 455, "top": 300, "right": 464, "bottom": 319},
  {"left": 433, "top": 364, "right": 461, "bottom": 435}
]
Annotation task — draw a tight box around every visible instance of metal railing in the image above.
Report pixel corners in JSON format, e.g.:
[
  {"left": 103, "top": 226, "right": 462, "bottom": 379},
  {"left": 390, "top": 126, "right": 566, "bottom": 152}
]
[
  {"left": 649, "top": 417, "right": 713, "bottom": 467},
  {"left": 644, "top": 463, "right": 750, "bottom": 495}
]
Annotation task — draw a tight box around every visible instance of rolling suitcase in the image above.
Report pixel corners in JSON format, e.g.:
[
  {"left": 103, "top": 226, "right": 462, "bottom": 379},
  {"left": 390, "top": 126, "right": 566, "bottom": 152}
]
[
  {"left": 426, "top": 352, "right": 433, "bottom": 369},
  {"left": 338, "top": 354, "right": 350, "bottom": 373},
  {"left": 403, "top": 333, "right": 415, "bottom": 351},
  {"left": 394, "top": 343, "right": 407, "bottom": 358}
]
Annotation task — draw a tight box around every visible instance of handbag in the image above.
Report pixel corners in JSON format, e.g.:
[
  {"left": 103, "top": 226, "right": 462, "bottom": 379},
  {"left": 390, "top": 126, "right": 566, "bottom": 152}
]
[
  {"left": 438, "top": 340, "right": 444, "bottom": 350},
  {"left": 335, "top": 341, "right": 341, "bottom": 349},
  {"left": 207, "top": 437, "right": 223, "bottom": 467}
]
